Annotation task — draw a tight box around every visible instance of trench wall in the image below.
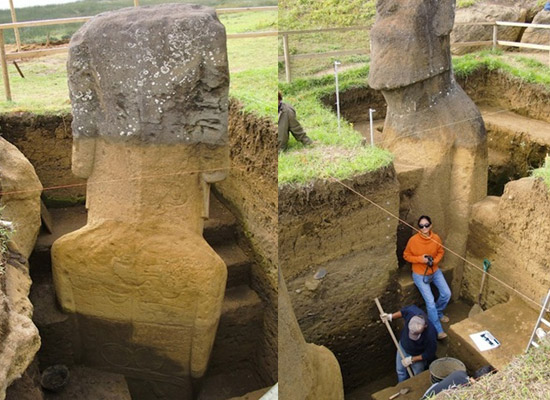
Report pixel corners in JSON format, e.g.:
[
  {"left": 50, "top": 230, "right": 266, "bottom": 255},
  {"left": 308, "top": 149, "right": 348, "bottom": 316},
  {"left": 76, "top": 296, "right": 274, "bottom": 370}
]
[
  {"left": 461, "top": 177, "right": 550, "bottom": 311},
  {"left": 278, "top": 167, "right": 402, "bottom": 389},
  {"left": 0, "top": 100, "right": 279, "bottom": 385},
  {"left": 0, "top": 114, "right": 83, "bottom": 205},
  {"left": 212, "top": 99, "right": 278, "bottom": 384}
]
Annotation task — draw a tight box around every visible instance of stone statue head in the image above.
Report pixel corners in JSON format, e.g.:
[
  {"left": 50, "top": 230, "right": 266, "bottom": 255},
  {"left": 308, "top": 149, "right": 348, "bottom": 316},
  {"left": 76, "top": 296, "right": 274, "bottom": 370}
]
[
  {"left": 368, "top": 0, "right": 456, "bottom": 90},
  {"left": 68, "top": 4, "right": 229, "bottom": 146}
]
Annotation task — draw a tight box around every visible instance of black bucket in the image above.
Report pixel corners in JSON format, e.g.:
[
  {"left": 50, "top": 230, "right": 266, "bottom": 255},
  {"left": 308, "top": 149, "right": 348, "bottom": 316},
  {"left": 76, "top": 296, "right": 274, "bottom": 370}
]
[{"left": 429, "top": 357, "right": 466, "bottom": 384}]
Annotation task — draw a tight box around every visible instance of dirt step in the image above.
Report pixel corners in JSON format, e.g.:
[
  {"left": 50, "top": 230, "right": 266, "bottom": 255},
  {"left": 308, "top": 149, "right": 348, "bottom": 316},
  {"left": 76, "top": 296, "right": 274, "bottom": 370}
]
[
  {"left": 480, "top": 105, "right": 550, "bottom": 147},
  {"left": 212, "top": 242, "right": 252, "bottom": 288},
  {"left": 448, "top": 295, "right": 538, "bottom": 372},
  {"left": 397, "top": 266, "right": 454, "bottom": 306},
  {"left": 204, "top": 194, "right": 239, "bottom": 246},
  {"left": 207, "top": 285, "right": 264, "bottom": 376},
  {"left": 371, "top": 370, "right": 431, "bottom": 400},
  {"left": 29, "top": 282, "right": 79, "bottom": 369},
  {"left": 43, "top": 366, "right": 131, "bottom": 400},
  {"left": 197, "top": 368, "right": 265, "bottom": 400}
]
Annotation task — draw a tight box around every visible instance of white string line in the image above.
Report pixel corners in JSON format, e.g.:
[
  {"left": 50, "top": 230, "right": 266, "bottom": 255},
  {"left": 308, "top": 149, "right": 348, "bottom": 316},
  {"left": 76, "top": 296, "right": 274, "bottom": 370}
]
[{"left": 331, "top": 177, "right": 543, "bottom": 310}]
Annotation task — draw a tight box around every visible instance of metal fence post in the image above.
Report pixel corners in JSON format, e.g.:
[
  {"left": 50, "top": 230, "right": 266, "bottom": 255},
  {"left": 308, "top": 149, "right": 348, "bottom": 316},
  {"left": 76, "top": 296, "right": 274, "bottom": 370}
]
[
  {"left": 283, "top": 34, "right": 291, "bottom": 83},
  {"left": 492, "top": 23, "right": 498, "bottom": 51},
  {"left": 334, "top": 60, "right": 341, "bottom": 135},
  {"left": 0, "top": 30, "right": 12, "bottom": 101}
]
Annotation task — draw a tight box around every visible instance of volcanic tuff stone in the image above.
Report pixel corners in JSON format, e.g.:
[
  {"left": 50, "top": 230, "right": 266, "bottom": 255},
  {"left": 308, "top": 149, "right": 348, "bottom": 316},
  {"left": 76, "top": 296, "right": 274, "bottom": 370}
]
[
  {"left": 368, "top": 0, "right": 487, "bottom": 298},
  {"left": 521, "top": 9, "right": 550, "bottom": 50},
  {"left": 68, "top": 4, "right": 229, "bottom": 145},
  {"left": 369, "top": 0, "right": 455, "bottom": 90},
  {"left": 278, "top": 270, "right": 344, "bottom": 400},
  {"left": 0, "top": 138, "right": 42, "bottom": 400},
  {"left": 52, "top": 5, "right": 229, "bottom": 397}
]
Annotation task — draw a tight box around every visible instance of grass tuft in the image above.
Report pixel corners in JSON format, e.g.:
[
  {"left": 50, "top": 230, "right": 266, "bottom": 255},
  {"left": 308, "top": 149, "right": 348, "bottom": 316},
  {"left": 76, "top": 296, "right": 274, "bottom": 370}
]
[
  {"left": 278, "top": 64, "right": 393, "bottom": 185},
  {"left": 531, "top": 155, "right": 550, "bottom": 189}
]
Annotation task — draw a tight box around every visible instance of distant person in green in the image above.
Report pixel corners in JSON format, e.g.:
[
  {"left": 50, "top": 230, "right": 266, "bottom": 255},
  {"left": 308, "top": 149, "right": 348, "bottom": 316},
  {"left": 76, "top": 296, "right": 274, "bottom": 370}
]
[{"left": 278, "top": 91, "right": 313, "bottom": 152}]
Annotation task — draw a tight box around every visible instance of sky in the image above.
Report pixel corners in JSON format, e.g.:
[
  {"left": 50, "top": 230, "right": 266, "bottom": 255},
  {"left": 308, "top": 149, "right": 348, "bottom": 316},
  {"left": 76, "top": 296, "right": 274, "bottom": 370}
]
[{"left": 0, "top": 0, "right": 83, "bottom": 10}]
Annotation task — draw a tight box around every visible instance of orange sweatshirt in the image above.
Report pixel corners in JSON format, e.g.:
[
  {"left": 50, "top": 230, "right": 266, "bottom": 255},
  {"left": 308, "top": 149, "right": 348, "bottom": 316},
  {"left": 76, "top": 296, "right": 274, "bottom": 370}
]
[{"left": 403, "top": 232, "right": 444, "bottom": 275}]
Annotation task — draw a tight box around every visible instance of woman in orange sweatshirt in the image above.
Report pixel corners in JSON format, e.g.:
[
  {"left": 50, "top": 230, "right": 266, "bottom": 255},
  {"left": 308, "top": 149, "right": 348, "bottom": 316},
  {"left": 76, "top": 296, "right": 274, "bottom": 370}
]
[{"left": 403, "top": 215, "right": 451, "bottom": 340}]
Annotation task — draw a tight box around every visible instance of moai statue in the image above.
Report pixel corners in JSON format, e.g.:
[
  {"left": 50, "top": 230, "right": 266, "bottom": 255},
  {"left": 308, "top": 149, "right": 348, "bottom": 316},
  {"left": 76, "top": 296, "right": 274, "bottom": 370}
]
[
  {"left": 369, "top": 0, "right": 487, "bottom": 293},
  {"left": 52, "top": 4, "right": 229, "bottom": 395},
  {"left": 279, "top": 269, "right": 345, "bottom": 400}
]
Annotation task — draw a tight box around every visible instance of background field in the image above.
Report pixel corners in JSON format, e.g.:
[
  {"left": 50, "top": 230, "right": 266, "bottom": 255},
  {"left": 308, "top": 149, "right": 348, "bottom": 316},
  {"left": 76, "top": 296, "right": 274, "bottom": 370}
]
[{"left": 0, "top": 1, "right": 277, "bottom": 118}]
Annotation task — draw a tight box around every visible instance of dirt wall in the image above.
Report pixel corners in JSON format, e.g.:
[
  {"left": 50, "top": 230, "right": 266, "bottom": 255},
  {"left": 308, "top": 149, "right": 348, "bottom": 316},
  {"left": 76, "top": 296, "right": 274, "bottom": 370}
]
[
  {"left": 0, "top": 113, "right": 84, "bottom": 205},
  {"left": 461, "top": 177, "right": 550, "bottom": 311},
  {"left": 214, "top": 99, "right": 278, "bottom": 384},
  {"left": 457, "top": 67, "right": 550, "bottom": 123},
  {"left": 278, "top": 167, "right": 402, "bottom": 389}
]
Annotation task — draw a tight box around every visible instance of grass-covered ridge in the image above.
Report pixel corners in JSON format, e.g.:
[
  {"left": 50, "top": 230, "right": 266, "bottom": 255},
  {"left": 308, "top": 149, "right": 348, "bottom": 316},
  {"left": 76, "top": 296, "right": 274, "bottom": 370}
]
[
  {"left": 279, "top": 50, "right": 550, "bottom": 185},
  {"left": 278, "top": 65, "right": 393, "bottom": 185},
  {"left": 432, "top": 341, "right": 550, "bottom": 399},
  {"left": 453, "top": 50, "right": 550, "bottom": 87}
]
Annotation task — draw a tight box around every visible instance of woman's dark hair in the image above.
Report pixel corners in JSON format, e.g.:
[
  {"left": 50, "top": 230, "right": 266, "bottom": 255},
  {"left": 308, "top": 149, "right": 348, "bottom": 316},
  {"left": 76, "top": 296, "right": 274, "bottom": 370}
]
[
  {"left": 417, "top": 215, "right": 432, "bottom": 226},
  {"left": 473, "top": 365, "right": 495, "bottom": 379},
  {"left": 278, "top": 91, "right": 282, "bottom": 102}
]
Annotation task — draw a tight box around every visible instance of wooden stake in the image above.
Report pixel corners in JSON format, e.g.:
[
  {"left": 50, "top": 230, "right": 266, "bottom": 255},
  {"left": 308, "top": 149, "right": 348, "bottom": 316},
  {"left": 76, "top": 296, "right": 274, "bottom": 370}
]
[
  {"left": 374, "top": 297, "right": 414, "bottom": 378},
  {"left": 8, "top": 0, "right": 21, "bottom": 52},
  {"left": 0, "top": 30, "right": 12, "bottom": 101}
]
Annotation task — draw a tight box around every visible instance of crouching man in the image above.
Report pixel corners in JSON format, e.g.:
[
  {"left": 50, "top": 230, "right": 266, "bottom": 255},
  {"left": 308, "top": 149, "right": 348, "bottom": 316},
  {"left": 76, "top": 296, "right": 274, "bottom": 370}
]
[{"left": 381, "top": 305, "right": 437, "bottom": 382}]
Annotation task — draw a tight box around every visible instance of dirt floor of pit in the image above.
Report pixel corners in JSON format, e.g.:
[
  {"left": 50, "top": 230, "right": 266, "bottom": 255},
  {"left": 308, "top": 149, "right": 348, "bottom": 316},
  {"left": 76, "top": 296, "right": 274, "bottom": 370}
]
[{"left": 345, "top": 300, "right": 471, "bottom": 400}]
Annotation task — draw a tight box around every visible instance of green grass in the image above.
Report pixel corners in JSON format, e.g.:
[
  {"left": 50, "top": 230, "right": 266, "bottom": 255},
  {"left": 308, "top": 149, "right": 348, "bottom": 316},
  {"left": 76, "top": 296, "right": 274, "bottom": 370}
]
[
  {"left": 532, "top": 156, "right": 550, "bottom": 188},
  {"left": 278, "top": 65, "right": 393, "bottom": 184},
  {"left": 456, "top": 0, "right": 479, "bottom": 8},
  {"left": 0, "top": 0, "right": 276, "bottom": 44},
  {"left": 453, "top": 50, "right": 550, "bottom": 87},
  {"left": 432, "top": 342, "right": 550, "bottom": 399},
  {"left": 0, "top": 9, "right": 277, "bottom": 118}
]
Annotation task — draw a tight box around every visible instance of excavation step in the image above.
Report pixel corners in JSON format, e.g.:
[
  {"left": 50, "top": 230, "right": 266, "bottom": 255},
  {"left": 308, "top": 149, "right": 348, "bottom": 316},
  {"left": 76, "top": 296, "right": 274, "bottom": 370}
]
[
  {"left": 480, "top": 105, "right": 550, "bottom": 147},
  {"left": 29, "top": 282, "right": 79, "bottom": 368},
  {"left": 204, "top": 194, "right": 239, "bottom": 245},
  {"left": 448, "top": 295, "right": 538, "bottom": 371},
  {"left": 397, "top": 266, "right": 454, "bottom": 306},
  {"left": 43, "top": 366, "right": 131, "bottom": 400},
  {"left": 197, "top": 368, "right": 265, "bottom": 400},
  {"left": 371, "top": 370, "right": 431, "bottom": 400},
  {"left": 207, "top": 285, "right": 264, "bottom": 376},
  {"left": 213, "top": 242, "right": 252, "bottom": 288},
  {"left": 227, "top": 387, "right": 270, "bottom": 400}
]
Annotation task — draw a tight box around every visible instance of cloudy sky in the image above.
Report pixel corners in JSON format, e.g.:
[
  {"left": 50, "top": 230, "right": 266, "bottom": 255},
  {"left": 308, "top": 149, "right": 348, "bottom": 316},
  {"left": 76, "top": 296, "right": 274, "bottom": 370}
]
[{"left": 0, "top": 0, "right": 83, "bottom": 10}]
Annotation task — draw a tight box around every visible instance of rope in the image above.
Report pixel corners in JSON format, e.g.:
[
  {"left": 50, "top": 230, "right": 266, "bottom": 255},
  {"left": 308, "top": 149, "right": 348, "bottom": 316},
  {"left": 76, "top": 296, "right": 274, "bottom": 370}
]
[{"left": 331, "top": 177, "right": 543, "bottom": 310}]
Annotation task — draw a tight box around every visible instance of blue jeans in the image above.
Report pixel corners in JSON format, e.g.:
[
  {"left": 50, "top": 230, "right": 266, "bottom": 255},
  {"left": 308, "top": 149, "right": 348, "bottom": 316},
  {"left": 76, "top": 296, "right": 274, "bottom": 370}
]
[
  {"left": 412, "top": 269, "right": 451, "bottom": 334},
  {"left": 396, "top": 343, "right": 428, "bottom": 382}
]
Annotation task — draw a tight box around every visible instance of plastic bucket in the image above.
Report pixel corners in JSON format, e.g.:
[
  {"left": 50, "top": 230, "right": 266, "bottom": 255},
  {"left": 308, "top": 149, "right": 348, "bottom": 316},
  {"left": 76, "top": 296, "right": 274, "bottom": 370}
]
[{"left": 429, "top": 357, "right": 466, "bottom": 384}]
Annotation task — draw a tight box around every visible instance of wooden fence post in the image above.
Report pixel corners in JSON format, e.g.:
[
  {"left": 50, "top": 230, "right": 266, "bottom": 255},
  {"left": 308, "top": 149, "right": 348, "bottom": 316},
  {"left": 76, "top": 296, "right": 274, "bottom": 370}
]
[
  {"left": 283, "top": 33, "right": 291, "bottom": 83},
  {"left": 134, "top": 0, "right": 139, "bottom": 6},
  {"left": 8, "top": 0, "right": 21, "bottom": 52},
  {"left": 492, "top": 24, "right": 498, "bottom": 51},
  {"left": 0, "top": 30, "right": 12, "bottom": 101}
]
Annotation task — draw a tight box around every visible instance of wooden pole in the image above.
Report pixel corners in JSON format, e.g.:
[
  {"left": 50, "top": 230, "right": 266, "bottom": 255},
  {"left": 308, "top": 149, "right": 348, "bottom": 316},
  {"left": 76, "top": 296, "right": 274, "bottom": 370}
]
[
  {"left": 492, "top": 24, "right": 498, "bottom": 51},
  {"left": 374, "top": 297, "right": 414, "bottom": 378},
  {"left": 8, "top": 0, "right": 21, "bottom": 52},
  {"left": 134, "top": 0, "right": 139, "bottom": 6},
  {"left": 283, "top": 34, "right": 291, "bottom": 83},
  {"left": 0, "top": 30, "right": 12, "bottom": 101}
]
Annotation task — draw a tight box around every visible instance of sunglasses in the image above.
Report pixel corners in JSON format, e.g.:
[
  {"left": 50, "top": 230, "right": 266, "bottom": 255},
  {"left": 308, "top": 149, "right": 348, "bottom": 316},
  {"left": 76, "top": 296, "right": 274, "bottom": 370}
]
[{"left": 418, "top": 223, "right": 431, "bottom": 229}]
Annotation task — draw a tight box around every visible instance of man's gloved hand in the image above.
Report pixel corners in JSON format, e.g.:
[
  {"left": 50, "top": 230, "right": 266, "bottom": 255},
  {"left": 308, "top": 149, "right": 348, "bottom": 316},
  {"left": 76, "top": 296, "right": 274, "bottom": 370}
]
[
  {"left": 401, "top": 356, "right": 413, "bottom": 368},
  {"left": 380, "top": 313, "right": 392, "bottom": 323}
]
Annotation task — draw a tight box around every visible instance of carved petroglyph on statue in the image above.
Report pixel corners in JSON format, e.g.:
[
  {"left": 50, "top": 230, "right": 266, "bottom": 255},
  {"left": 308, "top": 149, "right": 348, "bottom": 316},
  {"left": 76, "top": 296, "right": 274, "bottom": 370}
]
[
  {"left": 369, "top": 0, "right": 487, "bottom": 293},
  {"left": 51, "top": 5, "right": 229, "bottom": 391}
]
